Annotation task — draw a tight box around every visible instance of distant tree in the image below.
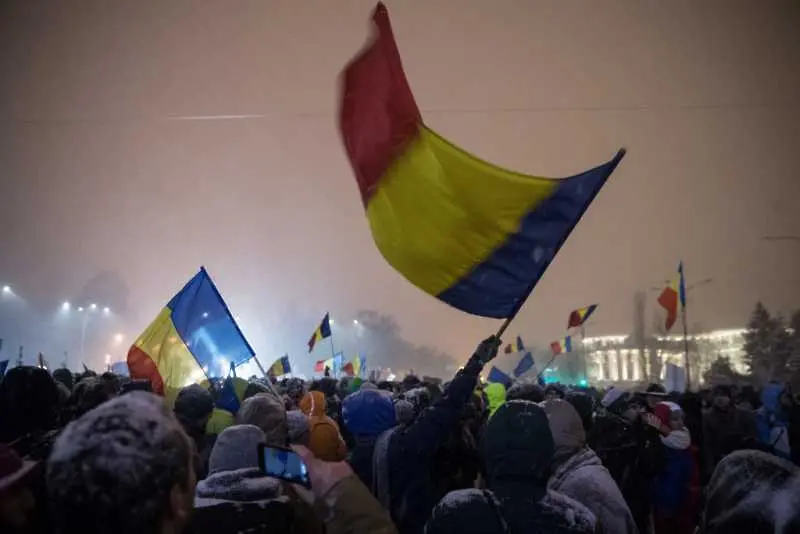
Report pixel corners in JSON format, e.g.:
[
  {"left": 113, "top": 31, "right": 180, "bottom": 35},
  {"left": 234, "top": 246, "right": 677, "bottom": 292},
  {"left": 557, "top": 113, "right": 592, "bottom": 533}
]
[
  {"left": 743, "top": 302, "right": 787, "bottom": 384},
  {"left": 703, "top": 355, "right": 746, "bottom": 386}
]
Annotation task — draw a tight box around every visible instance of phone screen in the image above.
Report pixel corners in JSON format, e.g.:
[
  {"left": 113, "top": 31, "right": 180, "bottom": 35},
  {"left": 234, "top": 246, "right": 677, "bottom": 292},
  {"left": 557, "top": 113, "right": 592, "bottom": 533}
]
[{"left": 258, "top": 444, "right": 311, "bottom": 488}]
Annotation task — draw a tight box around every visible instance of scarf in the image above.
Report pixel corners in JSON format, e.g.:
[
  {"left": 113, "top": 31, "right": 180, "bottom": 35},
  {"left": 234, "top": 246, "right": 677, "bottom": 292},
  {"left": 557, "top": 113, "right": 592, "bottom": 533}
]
[{"left": 660, "top": 428, "right": 691, "bottom": 450}]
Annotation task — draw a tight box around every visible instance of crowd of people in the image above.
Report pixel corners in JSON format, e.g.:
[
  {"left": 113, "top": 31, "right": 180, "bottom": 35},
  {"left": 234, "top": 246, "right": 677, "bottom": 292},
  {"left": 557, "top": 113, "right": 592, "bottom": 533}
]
[{"left": 1, "top": 336, "right": 799, "bottom": 534}]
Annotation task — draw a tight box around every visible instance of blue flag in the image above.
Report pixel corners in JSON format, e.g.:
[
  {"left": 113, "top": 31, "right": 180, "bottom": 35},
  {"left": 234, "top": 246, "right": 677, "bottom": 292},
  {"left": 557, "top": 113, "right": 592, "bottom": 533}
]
[
  {"left": 333, "top": 352, "right": 344, "bottom": 376},
  {"left": 487, "top": 366, "right": 512, "bottom": 387},
  {"left": 513, "top": 352, "right": 535, "bottom": 378}
]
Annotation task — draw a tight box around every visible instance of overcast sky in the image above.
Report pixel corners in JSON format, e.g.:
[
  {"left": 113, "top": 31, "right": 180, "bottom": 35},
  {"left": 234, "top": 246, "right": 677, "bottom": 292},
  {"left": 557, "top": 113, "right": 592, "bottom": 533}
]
[{"left": 1, "top": 0, "right": 798, "bottom": 370}]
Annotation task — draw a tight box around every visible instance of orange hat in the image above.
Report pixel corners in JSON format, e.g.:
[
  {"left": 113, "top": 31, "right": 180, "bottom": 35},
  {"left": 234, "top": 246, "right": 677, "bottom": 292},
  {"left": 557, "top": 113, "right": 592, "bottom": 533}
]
[
  {"left": 308, "top": 417, "right": 347, "bottom": 462},
  {"left": 299, "top": 391, "right": 327, "bottom": 417}
]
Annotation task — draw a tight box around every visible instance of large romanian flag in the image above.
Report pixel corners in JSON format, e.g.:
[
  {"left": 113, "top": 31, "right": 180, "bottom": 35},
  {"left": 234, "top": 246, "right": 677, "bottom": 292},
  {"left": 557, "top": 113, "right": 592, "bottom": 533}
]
[
  {"left": 307, "top": 313, "right": 332, "bottom": 352},
  {"left": 339, "top": 3, "right": 625, "bottom": 319},
  {"left": 657, "top": 262, "right": 686, "bottom": 332},
  {"left": 127, "top": 268, "right": 255, "bottom": 397}
]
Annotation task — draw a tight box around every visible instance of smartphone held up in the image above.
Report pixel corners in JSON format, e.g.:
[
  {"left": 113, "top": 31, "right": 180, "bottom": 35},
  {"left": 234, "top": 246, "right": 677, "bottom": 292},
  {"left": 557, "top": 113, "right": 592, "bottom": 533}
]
[{"left": 257, "top": 444, "right": 311, "bottom": 488}]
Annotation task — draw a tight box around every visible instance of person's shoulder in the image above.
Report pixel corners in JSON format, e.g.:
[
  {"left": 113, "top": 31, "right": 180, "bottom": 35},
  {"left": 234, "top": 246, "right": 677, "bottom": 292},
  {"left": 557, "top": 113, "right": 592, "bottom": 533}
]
[
  {"left": 541, "top": 489, "right": 598, "bottom": 531},
  {"left": 186, "top": 499, "right": 294, "bottom": 534}
]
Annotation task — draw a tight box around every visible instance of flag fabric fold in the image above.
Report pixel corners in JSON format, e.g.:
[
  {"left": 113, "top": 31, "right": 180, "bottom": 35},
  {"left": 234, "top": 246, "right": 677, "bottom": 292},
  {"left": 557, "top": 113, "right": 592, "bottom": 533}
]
[
  {"left": 339, "top": 3, "right": 625, "bottom": 319},
  {"left": 513, "top": 351, "right": 535, "bottom": 378},
  {"left": 487, "top": 366, "right": 513, "bottom": 387},
  {"left": 307, "top": 313, "right": 332, "bottom": 352},
  {"left": 342, "top": 353, "right": 366, "bottom": 377},
  {"left": 658, "top": 262, "right": 686, "bottom": 332},
  {"left": 127, "top": 267, "right": 255, "bottom": 396},
  {"left": 550, "top": 336, "right": 573, "bottom": 355},
  {"left": 315, "top": 358, "right": 333, "bottom": 373},
  {"left": 567, "top": 305, "right": 598, "bottom": 328},
  {"left": 268, "top": 355, "right": 291, "bottom": 377}
]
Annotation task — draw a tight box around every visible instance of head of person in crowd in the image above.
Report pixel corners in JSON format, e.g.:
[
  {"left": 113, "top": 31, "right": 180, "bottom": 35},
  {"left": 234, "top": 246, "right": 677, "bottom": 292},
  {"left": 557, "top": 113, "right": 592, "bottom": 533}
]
[
  {"left": 195, "top": 424, "right": 281, "bottom": 505},
  {"left": 506, "top": 380, "right": 545, "bottom": 403},
  {"left": 121, "top": 378, "right": 153, "bottom": 395},
  {"left": 701, "top": 450, "right": 800, "bottom": 534},
  {"left": 61, "top": 376, "right": 113, "bottom": 424},
  {"left": 299, "top": 391, "right": 347, "bottom": 461},
  {"left": 286, "top": 410, "right": 310, "bottom": 446},
  {"left": 401, "top": 374, "right": 422, "bottom": 392},
  {"left": 645, "top": 383, "right": 667, "bottom": 410},
  {"left": 601, "top": 387, "right": 638, "bottom": 422},
  {"left": 173, "top": 384, "right": 215, "bottom": 439},
  {"left": 100, "top": 372, "right": 122, "bottom": 396},
  {"left": 52, "top": 368, "right": 74, "bottom": 392},
  {"left": 342, "top": 388, "right": 396, "bottom": 440},
  {"left": 425, "top": 400, "right": 596, "bottom": 534},
  {"left": 541, "top": 399, "right": 586, "bottom": 465},
  {"left": 404, "top": 386, "right": 432, "bottom": 418},
  {"left": 236, "top": 393, "right": 288, "bottom": 448},
  {"left": 47, "top": 392, "right": 195, "bottom": 534},
  {"left": 544, "top": 384, "right": 565, "bottom": 401},
  {"left": 655, "top": 401, "right": 685, "bottom": 432},
  {"left": 0, "top": 366, "right": 61, "bottom": 444},
  {"left": 284, "top": 378, "right": 306, "bottom": 410},
  {"left": 711, "top": 384, "right": 732, "bottom": 411},
  {"left": 484, "top": 382, "right": 507, "bottom": 417},
  {"left": 565, "top": 391, "right": 595, "bottom": 434},
  {"left": 393, "top": 398, "right": 415, "bottom": 426},
  {"left": 242, "top": 380, "right": 270, "bottom": 400},
  {"left": 0, "top": 444, "right": 40, "bottom": 532}
]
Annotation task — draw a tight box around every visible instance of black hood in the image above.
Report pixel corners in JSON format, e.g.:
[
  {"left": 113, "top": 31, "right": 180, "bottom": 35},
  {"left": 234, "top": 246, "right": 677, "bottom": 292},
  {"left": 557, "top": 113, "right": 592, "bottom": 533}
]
[{"left": 481, "top": 400, "right": 554, "bottom": 490}]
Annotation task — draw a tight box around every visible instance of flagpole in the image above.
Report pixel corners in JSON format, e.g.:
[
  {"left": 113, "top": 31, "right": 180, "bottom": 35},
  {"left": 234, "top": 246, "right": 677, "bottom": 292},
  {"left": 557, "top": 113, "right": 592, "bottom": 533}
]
[
  {"left": 251, "top": 354, "right": 269, "bottom": 379},
  {"left": 329, "top": 329, "right": 337, "bottom": 378},
  {"left": 580, "top": 325, "right": 588, "bottom": 383},
  {"left": 537, "top": 354, "right": 558, "bottom": 379},
  {"left": 681, "top": 269, "right": 691, "bottom": 390}
]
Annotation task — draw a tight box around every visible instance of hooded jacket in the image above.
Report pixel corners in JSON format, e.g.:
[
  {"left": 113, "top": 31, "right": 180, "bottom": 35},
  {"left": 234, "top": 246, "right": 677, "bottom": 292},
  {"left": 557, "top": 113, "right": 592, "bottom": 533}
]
[
  {"left": 425, "top": 401, "right": 597, "bottom": 534},
  {"left": 300, "top": 391, "right": 347, "bottom": 461},
  {"left": 543, "top": 399, "right": 638, "bottom": 534},
  {"left": 484, "top": 383, "right": 507, "bottom": 418},
  {"left": 755, "top": 383, "right": 791, "bottom": 459}
]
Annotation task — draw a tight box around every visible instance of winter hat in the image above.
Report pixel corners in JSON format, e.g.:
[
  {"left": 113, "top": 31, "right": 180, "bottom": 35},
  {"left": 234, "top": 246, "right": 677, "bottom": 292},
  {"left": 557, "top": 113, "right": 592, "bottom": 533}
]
[
  {"left": 173, "top": 384, "right": 214, "bottom": 434},
  {"left": 565, "top": 392, "right": 595, "bottom": 434},
  {"left": 481, "top": 400, "right": 554, "bottom": 491},
  {"left": 601, "top": 387, "right": 631, "bottom": 414},
  {"left": 360, "top": 381, "right": 378, "bottom": 391},
  {"left": 654, "top": 401, "right": 682, "bottom": 428},
  {"left": 208, "top": 424, "right": 265, "bottom": 475},
  {"left": 0, "top": 444, "right": 40, "bottom": 495},
  {"left": 286, "top": 410, "right": 310, "bottom": 446},
  {"left": 645, "top": 383, "right": 667, "bottom": 396},
  {"left": 299, "top": 391, "right": 326, "bottom": 417},
  {"left": 541, "top": 399, "right": 586, "bottom": 461},
  {"left": 703, "top": 450, "right": 800, "bottom": 533},
  {"left": 342, "top": 388, "right": 396, "bottom": 437},
  {"left": 236, "top": 393, "right": 287, "bottom": 448},
  {"left": 506, "top": 381, "right": 545, "bottom": 403},
  {"left": 308, "top": 418, "right": 346, "bottom": 462}
]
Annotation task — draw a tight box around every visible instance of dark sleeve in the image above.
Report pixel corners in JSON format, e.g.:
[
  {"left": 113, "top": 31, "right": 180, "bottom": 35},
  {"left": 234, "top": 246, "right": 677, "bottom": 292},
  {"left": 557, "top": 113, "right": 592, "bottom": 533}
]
[{"left": 399, "top": 360, "right": 482, "bottom": 458}]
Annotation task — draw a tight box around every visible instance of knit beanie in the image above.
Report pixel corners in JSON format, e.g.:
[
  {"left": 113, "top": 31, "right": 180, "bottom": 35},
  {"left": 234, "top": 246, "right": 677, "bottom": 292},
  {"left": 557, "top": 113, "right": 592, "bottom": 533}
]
[{"left": 208, "top": 424, "right": 265, "bottom": 475}]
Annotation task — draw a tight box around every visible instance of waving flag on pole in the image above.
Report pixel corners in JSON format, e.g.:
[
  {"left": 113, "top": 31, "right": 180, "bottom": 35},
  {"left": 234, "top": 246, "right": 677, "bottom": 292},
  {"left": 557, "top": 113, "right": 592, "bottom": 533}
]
[
  {"left": 268, "top": 355, "right": 291, "bottom": 378},
  {"left": 339, "top": 3, "right": 625, "bottom": 319},
  {"left": 550, "top": 336, "right": 573, "bottom": 355},
  {"left": 307, "top": 313, "right": 332, "bottom": 352},
  {"left": 127, "top": 267, "right": 255, "bottom": 397},
  {"left": 567, "top": 305, "right": 597, "bottom": 328},
  {"left": 513, "top": 352, "right": 535, "bottom": 377},
  {"left": 658, "top": 262, "right": 686, "bottom": 332}
]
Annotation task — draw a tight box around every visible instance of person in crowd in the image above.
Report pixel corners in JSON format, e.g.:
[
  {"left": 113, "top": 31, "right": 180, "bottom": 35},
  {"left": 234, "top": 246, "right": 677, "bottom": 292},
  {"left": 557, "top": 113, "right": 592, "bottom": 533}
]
[
  {"left": 700, "top": 450, "right": 800, "bottom": 533},
  {"left": 287, "top": 410, "right": 311, "bottom": 446},
  {"left": 425, "top": 400, "right": 597, "bottom": 534},
  {"left": 651, "top": 401, "right": 696, "bottom": 534},
  {"left": 0, "top": 444, "right": 41, "bottom": 533},
  {"left": 645, "top": 384, "right": 667, "bottom": 412},
  {"left": 565, "top": 391, "right": 595, "bottom": 436},
  {"left": 236, "top": 393, "right": 289, "bottom": 449},
  {"left": 46, "top": 392, "right": 197, "bottom": 534},
  {"left": 299, "top": 391, "right": 347, "bottom": 462},
  {"left": 593, "top": 387, "right": 665, "bottom": 534},
  {"left": 174, "top": 384, "right": 217, "bottom": 480},
  {"left": 506, "top": 380, "right": 545, "bottom": 403},
  {"left": 702, "top": 384, "right": 759, "bottom": 480},
  {"left": 59, "top": 376, "right": 113, "bottom": 425},
  {"left": 755, "top": 382, "right": 792, "bottom": 460},
  {"left": 51, "top": 368, "right": 74, "bottom": 392},
  {"left": 343, "top": 336, "right": 500, "bottom": 534},
  {"left": 0, "top": 367, "right": 61, "bottom": 448},
  {"left": 284, "top": 378, "right": 307, "bottom": 411},
  {"left": 192, "top": 424, "right": 323, "bottom": 534},
  {"left": 393, "top": 399, "right": 416, "bottom": 427},
  {"left": 484, "top": 382, "right": 506, "bottom": 418},
  {"left": 544, "top": 384, "right": 565, "bottom": 401},
  {"left": 542, "top": 399, "right": 638, "bottom": 534}
]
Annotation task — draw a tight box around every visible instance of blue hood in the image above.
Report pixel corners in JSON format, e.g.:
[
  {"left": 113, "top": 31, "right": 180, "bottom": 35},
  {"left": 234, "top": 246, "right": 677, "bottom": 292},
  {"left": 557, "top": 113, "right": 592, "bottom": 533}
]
[
  {"left": 760, "top": 383, "right": 785, "bottom": 415},
  {"left": 343, "top": 388, "right": 396, "bottom": 436}
]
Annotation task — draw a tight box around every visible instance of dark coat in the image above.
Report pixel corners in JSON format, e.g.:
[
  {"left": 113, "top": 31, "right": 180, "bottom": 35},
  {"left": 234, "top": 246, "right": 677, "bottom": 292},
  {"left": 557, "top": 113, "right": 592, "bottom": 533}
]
[
  {"left": 701, "top": 405, "right": 759, "bottom": 478},
  {"left": 348, "top": 361, "right": 483, "bottom": 534}
]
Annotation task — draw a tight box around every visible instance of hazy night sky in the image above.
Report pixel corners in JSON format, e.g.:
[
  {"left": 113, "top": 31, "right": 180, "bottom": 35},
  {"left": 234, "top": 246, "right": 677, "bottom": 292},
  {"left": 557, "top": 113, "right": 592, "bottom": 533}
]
[{"left": 1, "top": 0, "right": 799, "bottom": 372}]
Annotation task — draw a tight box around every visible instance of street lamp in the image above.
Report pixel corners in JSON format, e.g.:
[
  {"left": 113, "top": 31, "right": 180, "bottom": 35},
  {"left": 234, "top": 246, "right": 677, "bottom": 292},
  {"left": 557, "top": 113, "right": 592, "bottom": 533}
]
[
  {"left": 62, "top": 301, "right": 71, "bottom": 312},
  {"left": 89, "top": 303, "right": 97, "bottom": 311},
  {"left": 1, "top": 285, "right": 11, "bottom": 294},
  {"left": 77, "top": 306, "right": 84, "bottom": 312},
  {"left": 353, "top": 319, "right": 359, "bottom": 325}
]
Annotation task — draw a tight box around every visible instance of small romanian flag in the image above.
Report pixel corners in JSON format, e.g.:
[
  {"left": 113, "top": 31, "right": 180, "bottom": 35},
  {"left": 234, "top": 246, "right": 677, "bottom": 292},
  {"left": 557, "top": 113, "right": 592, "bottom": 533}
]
[
  {"left": 314, "top": 358, "right": 333, "bottom": 373},
  {"left": 127, "top": 268, "right": 255, "bottom": 396},
  {"left": 568, "top": 305, "right": 598, "bottom": 328},
  {"left": 339, "top": 3, "right": 625, "bottom": 319},
  {"left": 343, "top": 353, "right": 366, "bottom": 377},
  {"left": 550, "top": 336, "right": 573, "bottom": 355},
  {"left": 307, "top": 313, "right": 332, "bottom": 353},
  {"left": 268, "top": 355, "right": 291, "bottom": 377},
  {"left": 657, "top": 262, "right": 686, "bottom": 332}
]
